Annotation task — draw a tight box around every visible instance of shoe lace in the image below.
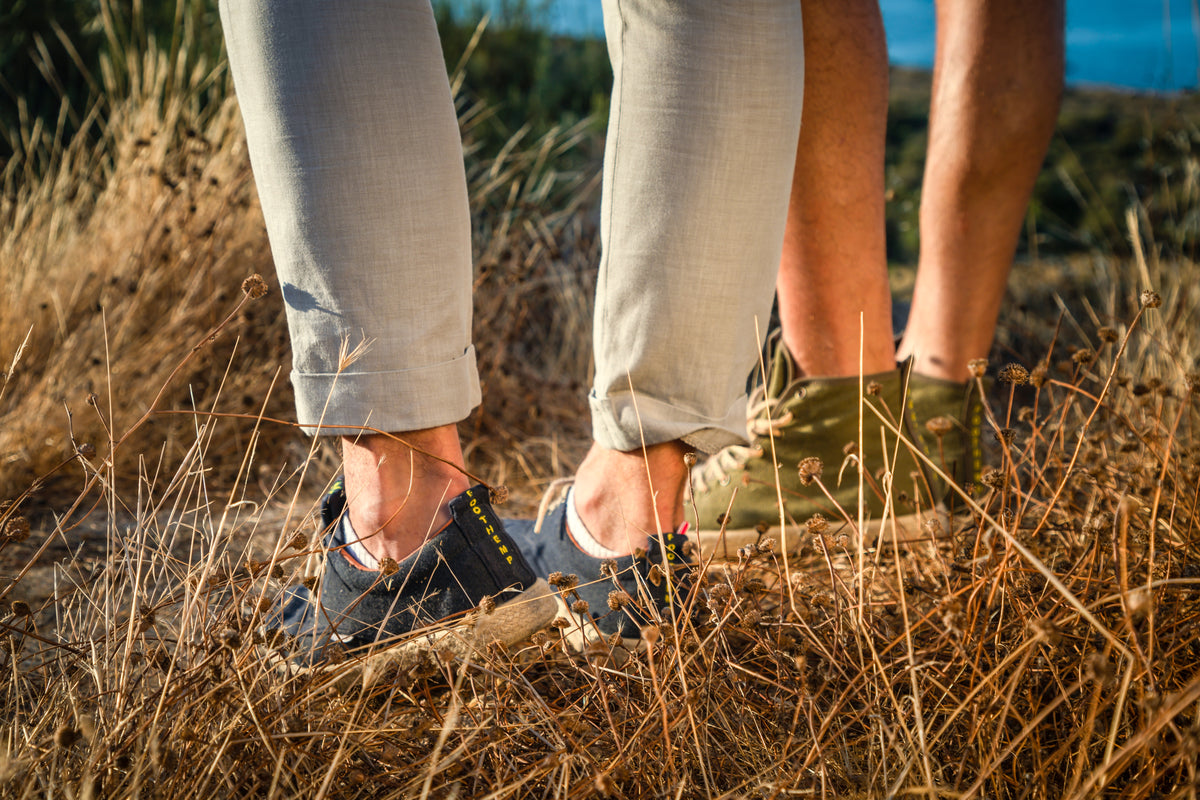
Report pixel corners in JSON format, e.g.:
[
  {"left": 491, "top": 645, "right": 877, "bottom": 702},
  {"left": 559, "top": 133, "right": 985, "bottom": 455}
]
[{"left": 690, "top": 386, "right": 796, "bottom": 493}]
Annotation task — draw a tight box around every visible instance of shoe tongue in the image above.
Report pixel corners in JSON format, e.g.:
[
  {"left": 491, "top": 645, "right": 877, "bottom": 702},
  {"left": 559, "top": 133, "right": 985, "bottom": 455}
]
[{"left": 765, "top": 338, "right": 799, "bottom": 399}]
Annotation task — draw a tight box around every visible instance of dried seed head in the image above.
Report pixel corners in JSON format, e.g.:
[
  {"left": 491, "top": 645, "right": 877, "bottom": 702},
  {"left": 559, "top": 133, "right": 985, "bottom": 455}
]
[
  {"left": 925, "top": 415, "right": 955, "bottom": 437},
  {"left": 478, "top": 595, "right": 496, "bottom": 615},
  {"left": 922, "top": 517, "right": 943, "bottom": 536},
  {"left": 681, "top": 540, "right": 696, "bottom": 557},
  {"left": 217, "top": 628, "right": 242, "bottom": 650},
  {"left": 1097, "top": 326, "right": 1120, "bottom": 344},
  {"left": 552, "top": 572, "right": 579, "bottom": 591},
  {"left": 682, "top": 452, "right": 697, "bottom": 467},
  {"left": 757, "top": 537, "right": 776, "bottom": 554},
  {"left": 286, "top": 531, "right": 307, "bottom": 550},
  {"left": 797, "top": 457, "right": 823, "bottom": 486},
  {"left": 571, "top": 599, "right": 590, "bottom": 615},
  {"left": 866, "top": 381, "right": 882, "bottom": 396},
  {"left": 607, "top": 590, "right": 631, "bottom": 610},
  {"left": 241, "top": 274, "right": 269, "bottom": 299},
  {"left": 1072, "top": 349, "right": 1095, "bottom": 367},
  {"left": 54, "top": 724, "right": 81, "bottom": 749},
  {"left": 489, "top": 485, "right": 509, "bottom": 505},
  {"left": 437, "top": 647, "right": 457, "bottom": 664},
  {"left": 378, "top": 557, "right": 398, "bottom": 576},
  {"left": 647, "top": 564, "right": 664, "bottom": 587},
  {"left": 324, "top": 644, "right": 347, "bottom": 665},
  {"left": 1185, "top": 373, "right": 1200, "bottom": 394},
  {"left": 995, "top": 427, "right": 1016, "bottom": 446},
  {"left": 3, "top": 516, "right": 30, "bottom": 542},
  {"left": 270, "top": 563, "right": 285, "bottom": 580},
  {"left": 76, "top": 442, "right": 96, "bottom": 458},
  {"left": 1140, "top": 289, "right": 1162, "bottom": 309},
  {"left": 599, "top": 559, "right": 618, "bottom": 579},
  {"left": 806, "top": 514, "right": 829, "bottom": 535},
  {"left": 640, "top": 624, "right": 660, "bottom": 644},
  {"left": 754, "top": 520, "right": 770, "bottom": 535},
  {"left": 999, "top": 363, "right": 1029, "bottom": 385},
  {"left": 968, "top": 359, "right": 988, "bottom": 378},
  {"left": 11, "top": 601, "right": 31, "bottom": 617},
  {"left": 632, "top": 547, "right": 647, "bottom": 560},
  {"left": 302, "top": 575, "right": 319, "bottom": 591},
  {"left": 981, "top": 467, "right": 1007, "bottom": 491},
  {"left": 550, "top": 617, "right": 571, "bottom": 630},
  {"left": 1030, "top": 363, "right": 1048, "bottom": 388}
]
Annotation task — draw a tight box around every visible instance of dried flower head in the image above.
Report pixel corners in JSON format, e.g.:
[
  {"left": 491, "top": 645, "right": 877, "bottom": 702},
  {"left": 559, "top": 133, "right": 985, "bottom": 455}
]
[
  {"left": 647, "top": 564, "right": 664, "bottom": 587},
  {"left": 478, "top": 595, "right": 496, "bottom": 615},
  {"left": 54, "top": 724, "right": 81, "bottom": 749},
  {"left": 1030, "top": 363, "right": 1048, "bottom": 388},
  {"left": 682, "top": 452, "right": 697, "bottom": 467},
  {"left": 599, "top": 559, "right": 618, "bottom": 579},
  {"left": 999, "top": 363, "right": 1029, "bottom": 385},
  {"left": 607, "top": 590, "right": 632, "bottom": 610},
  {"left": 286, "top": 531, "right": 307, "bottom": 551},
  {"left": 1186, "top": 373, "right": 1200, "bottom": 394},
  {"left": 640, "top": 624, "right": 660, "bottom": 644},
  {"left": 1072, "top": 348, "right": 1095, "bottom": 367},
  {"left": 806, "top": 514, "right": 829, "bottom": 535},
  {"left": 378, "top": 557, "right": 399, "bottom": 576},
  {"left": 550, "top": 617, "right": 571, "bottom": 630},
  {"left": 3, "top": 516, "right": 30, "bottom": 542},
  {"left": 1097, "top": 326, "right": 1120, "bottom": 344},
  {"left": 489, "top": 485, "right": 509, "bottom": 505},
  {"left": 1140, "top": 289, "right": 1162, "bottom": 309},
  {"left": 571, "top": 599, "right": 590, "bottom": 615},
  {"left": 968, "top": 359, "right": 988, "bottom": 378},
  {"left": 241, "top": 274, "right": 269, "bottom": 299},
  {"left": 11, "top": 601, "right": 31, "bottom": 617},
  {"left": 995, "top": 427, "right": 1016, "bottom": 446},
  {"left": 217, "top": 628, "right": 242, "bottom": 650},
  {"left": 925, "top": 416, "right": 955, "bottom": 437},
  {"left": 76, "top": 442, "right": 96, "bottom": 458},
  {"left": 555, "top": 572, "right": 580, "bottom": 591},
  {"left": 866, "top": 381, "right": 882, "bottom": 396},
  {"left": 797, "top": 457, "right": 823, "bottom": 486},
  {"left": 981, "top": 467, "right": 1007, "bottom": 491}
]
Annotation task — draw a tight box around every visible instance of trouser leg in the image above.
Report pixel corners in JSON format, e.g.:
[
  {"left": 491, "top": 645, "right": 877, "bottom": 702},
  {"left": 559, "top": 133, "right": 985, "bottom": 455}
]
[
  {"left": 220, "top": 0, "right": 479, "bottom": 435},
  {"left": 591, "top": 0, "right": 806, "bottom": 454}
]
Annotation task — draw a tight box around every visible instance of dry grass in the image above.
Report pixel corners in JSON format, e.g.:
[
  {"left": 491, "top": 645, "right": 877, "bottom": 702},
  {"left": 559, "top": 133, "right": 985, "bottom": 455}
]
[{"left": 3, "top": 25, "right": 1200, "bottom": 800}]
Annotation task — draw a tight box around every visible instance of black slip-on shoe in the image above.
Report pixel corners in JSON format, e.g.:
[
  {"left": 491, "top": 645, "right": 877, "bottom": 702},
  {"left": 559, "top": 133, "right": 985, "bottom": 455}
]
[
  {"left": 267, "top": 479, "right": 557, "bottom": 687},
  {"left": 504, "top": 489, "right": 693, "bottom": 651}
]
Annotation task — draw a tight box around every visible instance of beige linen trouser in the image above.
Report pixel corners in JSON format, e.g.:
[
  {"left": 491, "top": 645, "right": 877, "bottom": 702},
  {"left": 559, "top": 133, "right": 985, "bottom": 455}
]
[{"left": 220, "top": 0, "right": 804, "bottom": 454}]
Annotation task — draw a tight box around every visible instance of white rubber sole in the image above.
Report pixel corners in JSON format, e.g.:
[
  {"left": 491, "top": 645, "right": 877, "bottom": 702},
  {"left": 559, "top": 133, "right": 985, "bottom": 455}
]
[
  {"left": 276, "top": 578, "right": 560, "bottom": 691},
  {"left": 696, "top": 506, "right": 950, "bottom": 560}
]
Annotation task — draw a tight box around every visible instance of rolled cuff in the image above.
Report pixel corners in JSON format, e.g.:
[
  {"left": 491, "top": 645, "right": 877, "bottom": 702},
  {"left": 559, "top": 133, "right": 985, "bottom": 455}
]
[
  {"left": 588, "top": 389, "right": 748, "bottom": 455},
  {"left": 293, "top": 345, "right": 481, "bottom": 436}
]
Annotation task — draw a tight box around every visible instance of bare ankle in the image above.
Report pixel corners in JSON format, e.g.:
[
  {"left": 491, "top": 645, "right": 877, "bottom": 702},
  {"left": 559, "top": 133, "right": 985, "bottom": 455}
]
[
  {"left": 341, "top": 427, "right": 470, "bottom": 564},
  {"left": 571, "top": 441, "right": 690, "bottom": 554}
]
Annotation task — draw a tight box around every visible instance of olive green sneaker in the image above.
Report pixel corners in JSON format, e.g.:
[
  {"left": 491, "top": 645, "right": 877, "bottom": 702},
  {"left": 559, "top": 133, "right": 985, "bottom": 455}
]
[
  {"left": 688, "top": 340, "right": 940, "bottom": 558},
  {"left": 904, "top": 372, "right": 987, "bottom": 509}
]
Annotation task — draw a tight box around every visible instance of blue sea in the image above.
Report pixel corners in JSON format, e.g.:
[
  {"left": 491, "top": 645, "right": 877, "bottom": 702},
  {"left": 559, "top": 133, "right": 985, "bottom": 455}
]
[{"left": 448, "top": 0, "right": 1200, "bottom": 92}]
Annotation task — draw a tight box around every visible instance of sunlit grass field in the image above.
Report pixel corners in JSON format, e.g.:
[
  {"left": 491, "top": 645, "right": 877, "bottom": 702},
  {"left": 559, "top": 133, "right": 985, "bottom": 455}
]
[{"left": 2, "top": 9, "right": 1200, "bottom": 799}]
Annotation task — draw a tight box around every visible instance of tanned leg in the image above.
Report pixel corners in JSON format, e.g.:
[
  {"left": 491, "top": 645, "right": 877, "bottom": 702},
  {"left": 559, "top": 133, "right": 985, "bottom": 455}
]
[
  {"left": 776, "top": 0, "right": 893, "bottom": 378},
  {"left": 897, "top": 0, "right": 1065, "bottom": 380}
]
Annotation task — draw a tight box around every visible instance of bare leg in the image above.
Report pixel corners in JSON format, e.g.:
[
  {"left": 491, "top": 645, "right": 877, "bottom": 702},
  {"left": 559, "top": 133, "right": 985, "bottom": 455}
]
[
  {"left": 571, "top": 441, "right": 691, "bottom": 554},
  {"left": 897, "top": 0, "right": 1065, "bottom": 380},
  {"left": 776, "top": 0, "right": 893, "bottom": 378},
  {"left": 342, "top": 427, "right": 471, "bottom": 563}
]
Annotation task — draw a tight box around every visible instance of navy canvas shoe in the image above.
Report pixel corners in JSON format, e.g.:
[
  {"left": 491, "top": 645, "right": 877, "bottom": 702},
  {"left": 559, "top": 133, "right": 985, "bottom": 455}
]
[
  {"left": 267, "top": 479, "right": 557, "bottom": 686},
  {"left": 504, "top": 488, "right": 694, "bottom": 651}
]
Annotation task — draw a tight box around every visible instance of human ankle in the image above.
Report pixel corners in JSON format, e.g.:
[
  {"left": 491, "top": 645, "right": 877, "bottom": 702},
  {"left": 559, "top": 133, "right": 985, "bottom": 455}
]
[
  {"left": 571, "top": 441, "right": 689, "bottom": 555},
  {"left": 341, "top": 428, "right": 470, "bottom": 565}
]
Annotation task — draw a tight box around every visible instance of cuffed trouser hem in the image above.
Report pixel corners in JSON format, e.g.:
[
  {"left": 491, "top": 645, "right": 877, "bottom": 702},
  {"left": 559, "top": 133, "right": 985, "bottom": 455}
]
[
  {"left": 294, "top": 346, "right": 481, "bottom": 437},
  {"left": 589, "top": 390, "right": 747, "bottom": 455}
]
